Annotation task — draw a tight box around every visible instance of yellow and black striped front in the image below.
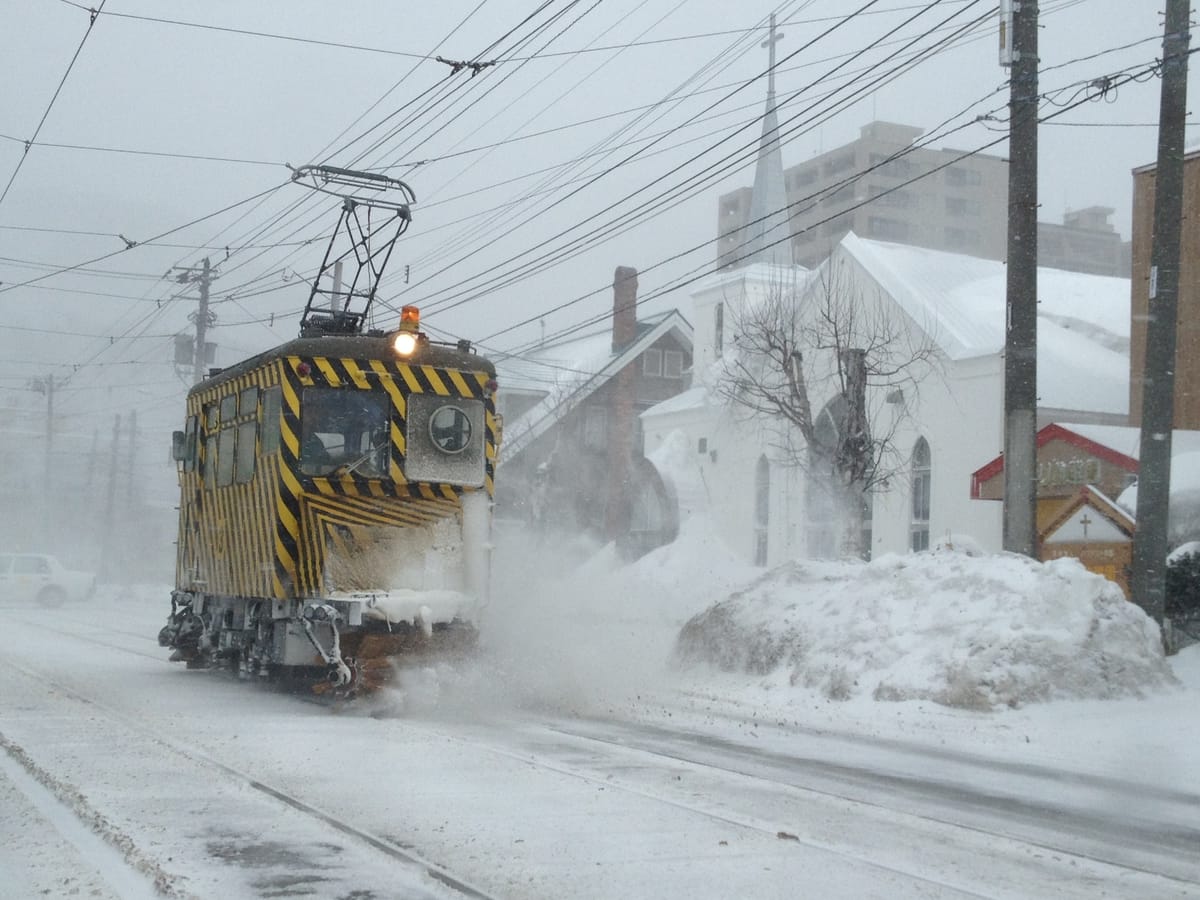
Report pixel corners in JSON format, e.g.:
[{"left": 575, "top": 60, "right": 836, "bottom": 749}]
[{"left": 174, "top": 333, "right": 498, "bottom": 605}]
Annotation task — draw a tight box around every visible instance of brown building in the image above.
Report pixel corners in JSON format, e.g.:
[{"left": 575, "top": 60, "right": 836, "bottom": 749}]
[
  {"left": 495, "top": 268, "right": 694, "bottom": 557},
  {"left": 718, "top": 120, "right": 1131, "bottom": 277},
  {"left": 1130, "top": 151, "right": 1200, "bottom": 429},
  {"left": 1038, "top": 206, "right": 1131, "bottom": 277},
  {"left": 972, "top": 424, "right": 1140, "bottom": 594}
]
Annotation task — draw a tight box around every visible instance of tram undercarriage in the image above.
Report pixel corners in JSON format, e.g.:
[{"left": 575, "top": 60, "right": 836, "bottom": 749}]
[{"left": 158, "top": 590, "right": 479, "bottom": 696}]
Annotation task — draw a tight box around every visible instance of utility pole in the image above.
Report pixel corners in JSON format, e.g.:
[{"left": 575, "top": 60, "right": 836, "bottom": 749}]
[
  {"left": 101, "top": 414, "right": 120, "bottom": 581},
  {"left": 173, "top": 257, "right": 216, "bottom": 384},
  {"left": 125, "top": 409, "right": 138, "bottom": 508},
  {"left": 1001, "top": 0, "right": 1039, "bottom": 557},
  {"left": 1131, "top": 0, "right": 1191, "bottom": 632},
  {"left": 30, "top": 373, "right": 61, "bottom": 544}
]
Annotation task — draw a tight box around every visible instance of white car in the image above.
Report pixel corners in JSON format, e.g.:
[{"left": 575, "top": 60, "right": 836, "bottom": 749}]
[{"left": 0, "top": 553, "right": 97, "bottom": 607}]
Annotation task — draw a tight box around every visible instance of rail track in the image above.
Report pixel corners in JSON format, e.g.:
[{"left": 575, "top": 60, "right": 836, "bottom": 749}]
[{"left": 3, "top": 603, "right": 1197, "bottom": 899}]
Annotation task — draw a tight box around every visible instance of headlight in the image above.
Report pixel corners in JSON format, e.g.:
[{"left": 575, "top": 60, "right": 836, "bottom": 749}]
[{"left": 392, "top": 331, "right": 418, "bottom": 356}]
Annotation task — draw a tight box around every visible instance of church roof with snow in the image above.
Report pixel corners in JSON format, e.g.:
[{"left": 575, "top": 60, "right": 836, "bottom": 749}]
[{"left": 836, "top": 232, "right": 1132, "bottom": 415}]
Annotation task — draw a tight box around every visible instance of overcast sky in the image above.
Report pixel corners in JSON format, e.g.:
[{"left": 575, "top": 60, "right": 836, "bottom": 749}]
[{"left": 0, "top": 0, "right": 1193, "bottom": 440}]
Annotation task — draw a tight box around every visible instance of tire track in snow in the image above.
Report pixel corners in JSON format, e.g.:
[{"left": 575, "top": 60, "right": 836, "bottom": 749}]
[
  {"left": 0, "top": 655, "right": 500, "bottom": 900},
  {"left": 0, "top": 732, "right": 199, "bottom": 899}
]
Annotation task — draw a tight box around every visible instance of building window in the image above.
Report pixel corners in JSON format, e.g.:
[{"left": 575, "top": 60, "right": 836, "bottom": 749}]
[
  {"left": 584, "top": 406, "right": 607, "bottom": 451},
  {"left": 911, "top": 437, "right": 931, "bottom": 552},
  {"left": 946, "top": 197, "right": 980, "bottom": 217},
  {"left": 754, "top": 455, "right": 770, "bottom": 566},
  {"left": 868, "top": 216, "right": 909, "bottom": 241},
  {"left": 714, "top": 303, "right": 724, "bottom": 358},
  {"left": 860, "top": 491, "right": 873, "bottom": 561},
  {"left": 945, "top": 227, "right": 980, "bottom": 248},
  {"left": 946, "top": 166, "right": 981, "bottom": 186},
  {"left": 824, "top": 152, "right": 856, "bottom": 176},
  {"left": 663, "top": 350, "right": 683, "bottom": 378},
  {"left": 792, "top": 167, "right": 817, "bottom": 187},
  {"left": 642, "top": 348, "right": 662, "bottom": 376}
]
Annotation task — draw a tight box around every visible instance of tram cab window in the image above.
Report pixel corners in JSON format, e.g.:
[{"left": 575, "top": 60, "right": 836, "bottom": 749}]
[
  {"left": 299, "top": 388, "right": 389, "bottom": 477},
  {"left": 181, "top": 415, "right": 198, "bottom": 472}
]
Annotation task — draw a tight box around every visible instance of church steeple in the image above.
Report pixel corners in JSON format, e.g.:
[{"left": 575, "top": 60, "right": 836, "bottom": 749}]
[{"left": 742, "top": 13, "right": 793, "bottom": 267}]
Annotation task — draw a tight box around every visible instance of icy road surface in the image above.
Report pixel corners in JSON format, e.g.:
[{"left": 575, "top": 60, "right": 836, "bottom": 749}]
[{"left": 0, "top": 590, "right": 1196, "bottom": 899}]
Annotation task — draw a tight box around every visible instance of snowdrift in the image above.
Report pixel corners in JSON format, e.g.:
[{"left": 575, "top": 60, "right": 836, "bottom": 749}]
[{"left": 673, "top": 549, "right": 1177, "bottom": 709}]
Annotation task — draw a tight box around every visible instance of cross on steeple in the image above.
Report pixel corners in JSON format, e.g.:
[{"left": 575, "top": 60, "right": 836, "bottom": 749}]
[{"left": 761, "top": 12, "right": 784, "bottom": 96}]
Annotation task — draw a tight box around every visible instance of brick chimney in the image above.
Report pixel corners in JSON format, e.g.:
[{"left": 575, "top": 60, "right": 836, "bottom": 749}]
[{"left": 612, "top": 266, "right": 638, "bottom": 351}]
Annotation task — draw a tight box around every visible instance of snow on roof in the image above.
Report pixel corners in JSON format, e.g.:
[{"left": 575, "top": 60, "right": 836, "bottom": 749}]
[
  {"left": 494, "top": 327, "right": 617, "bottom": 396},
  {"left": 689, "top": 260, "right": 810, "bottom": 301},
  {"left": 495, "top": 310, "right": 686, "bottom": 395},
  {"left": 838, "top": 234, "right": 1132, "bottom": 414},
  {"left": 498, "top": 310, "right": 693, "bottom": 461},
  {"left": 641, "top": 384, "right": 709, "bottom": 418},
  {"left": 1061, "top": 424, "right": 1200, "bottom": 466}
]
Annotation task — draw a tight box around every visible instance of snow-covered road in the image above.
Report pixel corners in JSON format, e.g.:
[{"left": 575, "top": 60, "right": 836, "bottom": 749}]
[{"left": 0, "top": 590, "right": 1197, "bottom": 899}]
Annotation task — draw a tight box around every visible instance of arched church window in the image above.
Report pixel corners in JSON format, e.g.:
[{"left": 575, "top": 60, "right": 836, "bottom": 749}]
[
  {"left": 911, "top": 437, "right": 931, "bottom": 552},
  {"left": 754, "top": 455, "right": 770, "bottom": 565}
]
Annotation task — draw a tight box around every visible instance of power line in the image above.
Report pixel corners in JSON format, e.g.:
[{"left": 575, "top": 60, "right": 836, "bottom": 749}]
[
  {"left": 407, "top": 0, "right": 970, "bottom": 315},
  {"left": 483, "top": 48, "right": 1173, "bottom": 355},
  {"left": 0, "top": 131, "right": 283, "bottom": 168},
  {"left": 56, "top": 0, "right": 430, "bottom": 59},
  {"left": 0, "top": 181, "right": 289, "bottom": 295},
  {"left": 0, "top": 1, "right": 106, "bottom": 212}
]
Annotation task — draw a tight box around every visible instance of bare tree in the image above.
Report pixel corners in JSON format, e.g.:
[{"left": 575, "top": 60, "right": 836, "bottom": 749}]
[{"left": 714, "top": 262, "right": 937, "bottom": 558}]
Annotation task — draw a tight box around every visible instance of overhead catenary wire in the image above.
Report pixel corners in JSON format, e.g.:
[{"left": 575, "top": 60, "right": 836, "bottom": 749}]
[
  {"left": 3, "top": 0, "right": 1154, "bottom": 409},
  {"left": 401, "top": 0, "right": 993, "bottom": 278},
  {"left": 410, "top": 0, "right": 1142, "bottom": 338},
  {"left": 10, "top": 1, "right": 597, "bottom": 409},
  {"left": 487, "top": 47, "right": 1180, "bottom": 369},
  {"left": 179, "top": 1, "right": 609, "bottom": 312},
  {"left": 404, "top": 0, "right": 980, "bottom": 319},
  {"left": 0, "top": 0, "right": 106, "bottom": 212},
  {"left": 199, "top": 0, "right": 1113, "bottom": 338}
]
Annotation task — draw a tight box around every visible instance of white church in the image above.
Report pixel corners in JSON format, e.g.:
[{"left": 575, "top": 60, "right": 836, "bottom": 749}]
[{"left": 639, "top": 41, "right": 1135, "bottom": 568}]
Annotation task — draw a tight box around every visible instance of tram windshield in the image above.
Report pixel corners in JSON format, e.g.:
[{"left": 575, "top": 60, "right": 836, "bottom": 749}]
[{"left": 299, "top": 388, "right": 390, "bottom": 477}]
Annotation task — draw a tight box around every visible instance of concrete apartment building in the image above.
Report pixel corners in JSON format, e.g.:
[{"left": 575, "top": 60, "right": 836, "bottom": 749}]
[
  {"left": 717, "top": 120, "right": 1131, "bottom": 276},
  {"left": 1129, "top": 150, "right": 1200, "bottom": 430}
]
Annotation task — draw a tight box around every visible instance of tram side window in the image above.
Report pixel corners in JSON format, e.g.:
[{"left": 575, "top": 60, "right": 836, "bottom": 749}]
[
  {"left": 235, "top": 421, "right": 257, "bottom": 483},
  {"left": 217, "top": 427, "right": 236, "bottom": 487},
  {"left": 202, "top": 404, "right": 218, "bottom": 490},
  {"left": 220, "top": 394, "right": 237, "bottom": 423},
  {"left": 260, "top": 386, "right": 282, "bottom": 455},
  {"left": 239, "top": 386, "right": 259, "bottom": 416}
]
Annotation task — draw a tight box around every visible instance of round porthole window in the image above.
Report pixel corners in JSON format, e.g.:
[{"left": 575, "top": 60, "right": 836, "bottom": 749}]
[{"left": 429, "top": 405, "right": 472, "bottom": 454}]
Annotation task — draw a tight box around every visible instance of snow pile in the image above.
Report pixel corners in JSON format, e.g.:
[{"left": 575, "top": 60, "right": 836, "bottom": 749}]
[{"left": 673, "top": 548, "right": 1177, "bottom": 710}]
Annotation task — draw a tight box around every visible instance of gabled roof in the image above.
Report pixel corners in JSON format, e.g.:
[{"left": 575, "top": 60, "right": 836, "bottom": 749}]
[
  {"left": 970, "top": 423, "right": 1200, "bottom": 499},
  {"left": 835, "top": 233, "right": 1131, "bottom": 415},
  {"left": 1040, "top": 485, "right": 1135, "bottom": 544},
  {"left": 972, "top": 423, "right": 1139, "bottom": 496},
  {"left": 498, "top": 309, "right": 693, "bottom": 462},
  {"left": 495, "top": 309, "right": 684, "bottom": 396}
]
